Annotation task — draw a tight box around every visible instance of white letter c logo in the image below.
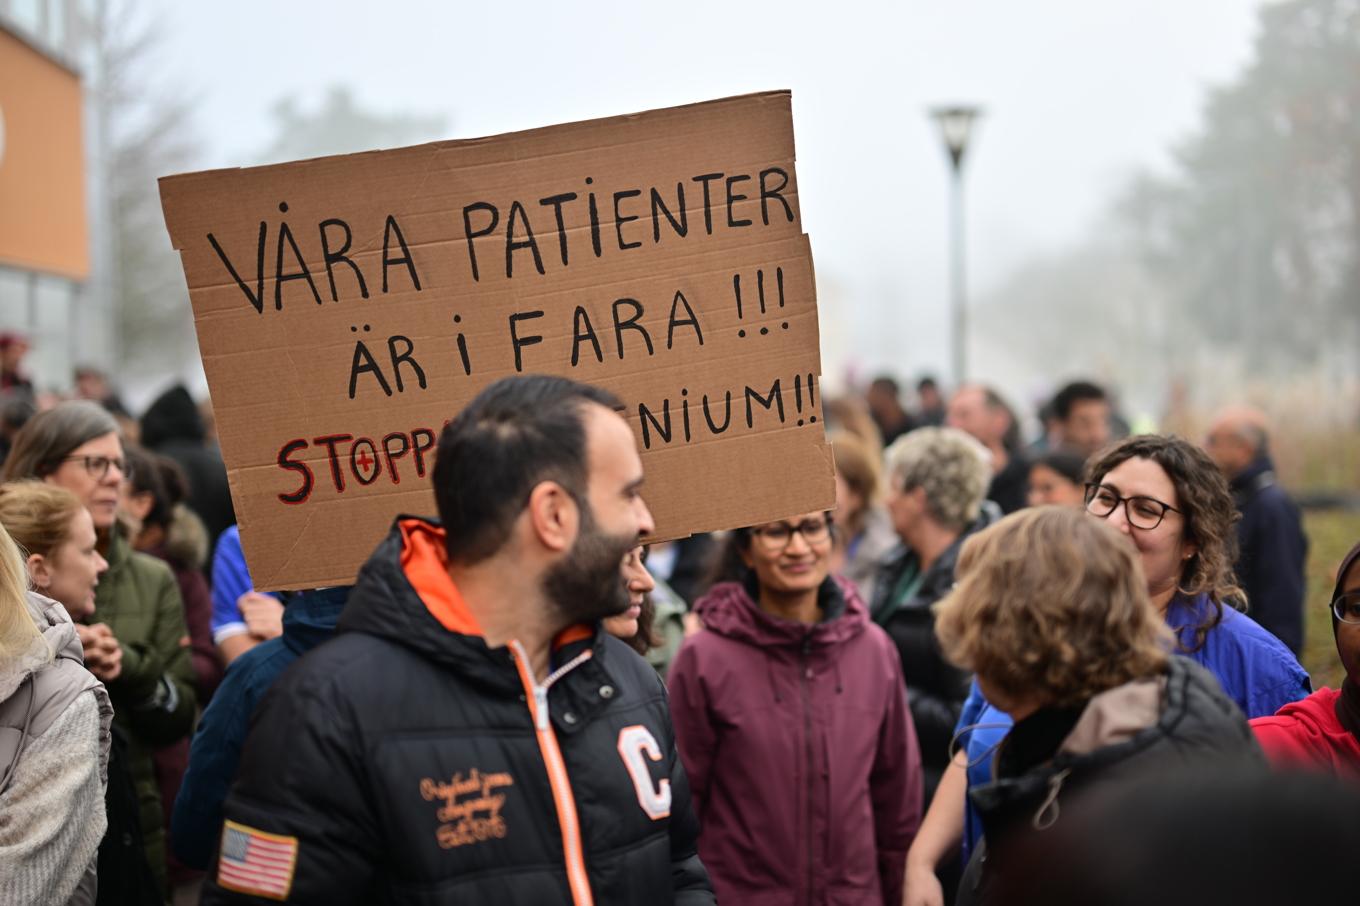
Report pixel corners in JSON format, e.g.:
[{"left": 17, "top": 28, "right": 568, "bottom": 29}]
[{"left": 617, "top": 725, "right": 671, "bottom": 820}]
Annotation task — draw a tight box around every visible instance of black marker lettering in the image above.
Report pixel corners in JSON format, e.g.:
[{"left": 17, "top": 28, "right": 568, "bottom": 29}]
[
  {"left": 509, "top": 311, "right": 545, "bottom": 372},
  {"left": 319, "top": 219, "right": 369, "bottom": 302},
  {"left": 759, "top": 167, "right": 794, "bottom": 225},
  {"left": 505, "top": 200, "right": 545, "bottom": 278},
  {"left": 207, "top": 223, "right": 268, "bottom": 313},
  {"left": 381, "top": 215, "right": 421, "bottom": 292},
  {"left": 462, "top": 202, "right": 499, "bottom": 282}
]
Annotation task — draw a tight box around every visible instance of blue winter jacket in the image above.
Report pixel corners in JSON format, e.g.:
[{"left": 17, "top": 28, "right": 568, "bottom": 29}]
[
  {"left": 170, "top": 586, "right": 350, "bottom": 869},
  {"left": 955, "top": 591, "right": 1310, "bottom": 861}
]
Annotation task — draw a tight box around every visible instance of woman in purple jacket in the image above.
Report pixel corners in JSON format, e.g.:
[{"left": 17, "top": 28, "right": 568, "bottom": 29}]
[{"left": 669, "top": 511, "right": 924, "bottom": 906}]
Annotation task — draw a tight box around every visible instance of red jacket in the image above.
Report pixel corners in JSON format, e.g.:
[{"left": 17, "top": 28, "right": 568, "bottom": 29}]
[
  {"left": 1252, "top": 687, "right": 1360, "bottom": 778},
  {"left": 669, "top": 577, "right": 923, "bottom": 906}
]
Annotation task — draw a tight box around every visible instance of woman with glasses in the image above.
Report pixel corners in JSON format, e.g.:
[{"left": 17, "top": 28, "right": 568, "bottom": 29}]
[
  {"left": 668, "top": 511, "right": 923, "bottom": 906},
  {"left": 905, "top": 434, "right": 1308, "bottom": 906},
  {"left": 2, "top": 401, "right": 196, "bottom": 898},
  {"left": 1251, "top": 541, "right": 1360, "bottom": 776}
]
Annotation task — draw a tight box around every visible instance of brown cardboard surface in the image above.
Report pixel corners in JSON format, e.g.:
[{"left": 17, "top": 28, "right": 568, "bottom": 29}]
[
  {"left": 0, "top": 25, "right": 88, "bottom": 280},
  {"left": 159, "top": 91, "right": 833, "bottom": 590}
]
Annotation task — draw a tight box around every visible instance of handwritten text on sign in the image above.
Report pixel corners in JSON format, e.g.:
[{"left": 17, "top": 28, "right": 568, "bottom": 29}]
[{"left": 160, "top": 91, "right": 833, "bottom": 590}]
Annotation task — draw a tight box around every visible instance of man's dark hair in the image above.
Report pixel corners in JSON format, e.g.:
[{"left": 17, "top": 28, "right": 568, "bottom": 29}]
[
  {"left": 1051, "top": 380, "right": 1107, "bottom": 421},
  {"left": 917, "top": 376, "right": 939, "bottom": 394},
  {"left": 433, "top": 375, "right": 623, "bottom": 565}
]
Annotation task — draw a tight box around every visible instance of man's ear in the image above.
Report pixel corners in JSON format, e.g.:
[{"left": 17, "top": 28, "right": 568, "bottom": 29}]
[
  {"left": 26, "top": 552, "right": 51, "bottom": 590},
  {"left": 525, "top": 480, "right": 578, "bottom": 554}
]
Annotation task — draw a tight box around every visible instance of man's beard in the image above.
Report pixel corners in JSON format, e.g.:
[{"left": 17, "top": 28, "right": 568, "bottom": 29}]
[{"left": 542, "top": 502, "right": 638, "bottom": 627}]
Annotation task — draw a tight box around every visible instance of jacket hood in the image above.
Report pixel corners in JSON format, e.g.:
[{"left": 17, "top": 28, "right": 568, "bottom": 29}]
[
  {"left": 970, "top": 656, "right": 1261, "bottom": 836},
  {"left": 0, "top": 592, "right": 80, "bottom": 702},
  {"left": 162, "top": 503, "right": 210, "bottom": 571},
  {"left": 693, "top": 575, "right": 868, "bottom": 650},
  {"left": 140, "top": 385, "right": 205, "bottom": 448}
]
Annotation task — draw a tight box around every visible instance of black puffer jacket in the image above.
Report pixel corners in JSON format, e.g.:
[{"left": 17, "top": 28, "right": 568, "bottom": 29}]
[
  {"left": 201, "top": 516, "right": 714, "bottom": 905},
  {"left": 871, "top": 510, "right": 996, "bottom": 798},
  {"left": 957, "top": 656, "right": 1265, "bottom": 906}
]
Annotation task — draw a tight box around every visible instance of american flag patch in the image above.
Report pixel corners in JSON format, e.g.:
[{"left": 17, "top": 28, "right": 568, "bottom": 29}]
[{"left": 217, "top": 820, "right": 298, "bottom": 900}]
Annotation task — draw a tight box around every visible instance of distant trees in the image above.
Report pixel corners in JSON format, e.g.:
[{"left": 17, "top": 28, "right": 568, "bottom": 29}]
[{"left": 1120, "top": 0, "right": 1360, "bottom": 371}]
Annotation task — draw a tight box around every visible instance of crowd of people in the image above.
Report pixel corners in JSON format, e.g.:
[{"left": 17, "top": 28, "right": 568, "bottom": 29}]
[{"left": 0, "top": 347, "right": 1355, "bottom": 905}]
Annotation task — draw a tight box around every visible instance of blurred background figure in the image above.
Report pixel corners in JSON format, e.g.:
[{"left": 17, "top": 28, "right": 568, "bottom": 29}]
[
  {"left": 669, "top": 510, "right": 922, "bottom": 906},
  {"left": 829, "top": 430, "right": 898, "bottom": 601},
  {"left": 1025, "top": 449, "right": 1088, "bottom": 508},
  {"left": 932, "top": 507, "right": 1264, "bottom": 906},
  {"left": 866, "top": 375, "right": 917, "bottom": 445},
  {"left": 1049, "top": 380, "right": 1112, "bottom": 457},
  {"left": 1205, "top": 405, "right": 1308, "bottom": 654},
  {"left": 121, "top": 445, "right": 223, "bottom": 898},
  {"left": 74, "top": 364, "right": 134, "bottom": 428},
  {"left": 0, "top": 395, "right": 37, "bottom": 469},
  {"left": 872, "top": 428, "right": 994, "bottom": 803},
  {"left": 139, "top": 385, "right": 235, "bottom": 551},
  {"left": 946, "top": 384, "right": 1028, "bottom": 514},
  {"left": 987, "top": 772, "right": 1360, "bottom": 906},
  {"left": 915, "top": 376, "right": 947, "bottom": 428},
  {"left": 0, "top": 332, "right": 34, "bottom": 401},
  {"left": 1251, "top": 540, "right": 1360, "bottom": 777},
  {"left": 825, "top": 394, "right": 885, "bottom": 458}
]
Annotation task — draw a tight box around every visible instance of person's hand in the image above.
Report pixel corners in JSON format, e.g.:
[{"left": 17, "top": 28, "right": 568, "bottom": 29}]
[
  {"left": 903, "top": 861, "right": 945, "bottom": 906},
  {"left": 238, "top": 592, "right": 284, "bottom": 641},
  {"left": 77, "top": 623, "right": 123, "bottom": 682}
]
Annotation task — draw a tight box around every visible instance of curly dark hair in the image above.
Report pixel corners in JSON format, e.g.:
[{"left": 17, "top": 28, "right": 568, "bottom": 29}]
[{"left": 1085, "top": 434, "right": 1243, "bottom": 653}]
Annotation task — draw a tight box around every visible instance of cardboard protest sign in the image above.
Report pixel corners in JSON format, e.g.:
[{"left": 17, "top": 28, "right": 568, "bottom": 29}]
[{"left": 160, "top": 90, "right": 833, "bottom": 590}]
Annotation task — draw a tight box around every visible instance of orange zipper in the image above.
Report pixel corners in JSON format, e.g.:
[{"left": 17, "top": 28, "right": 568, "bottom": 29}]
[{"left": 509, "top": 640, "right": 595, "bottom": 906}]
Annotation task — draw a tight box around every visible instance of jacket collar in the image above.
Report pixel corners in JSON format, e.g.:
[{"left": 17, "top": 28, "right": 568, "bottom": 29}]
[{"left": 338, "top": 515, "right": 611, "bottom": 698}]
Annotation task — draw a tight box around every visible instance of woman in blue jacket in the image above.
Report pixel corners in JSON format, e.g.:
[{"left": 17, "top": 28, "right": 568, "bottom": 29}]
[{"left": 904, "top": 434, "right": 1309, "bottom": 906}]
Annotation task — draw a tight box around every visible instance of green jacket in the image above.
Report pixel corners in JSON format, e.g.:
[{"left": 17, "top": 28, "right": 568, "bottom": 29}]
[{"left": 93, "top": 528, "right": 198, "bottom": 895}]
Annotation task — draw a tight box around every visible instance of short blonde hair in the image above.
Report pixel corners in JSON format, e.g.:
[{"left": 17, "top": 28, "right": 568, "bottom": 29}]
[
  {"left": 884, "top": 427, "right": 990, "bottom": 532},
  {"left": 935, "top": 506, "right": 1171, "bottom": 708},
  {"left": 0, "top": 480, "right": 85, "bottom": 561}
]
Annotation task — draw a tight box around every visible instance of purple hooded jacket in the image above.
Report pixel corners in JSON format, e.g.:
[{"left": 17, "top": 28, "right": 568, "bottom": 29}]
[{"left": 669, "top": 576, "right": 923, "bottom": 906}]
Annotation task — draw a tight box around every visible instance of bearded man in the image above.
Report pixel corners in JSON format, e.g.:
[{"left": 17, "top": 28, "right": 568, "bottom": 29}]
[{"left": 203, "top": 375, "right": 714, "bottom": 905}]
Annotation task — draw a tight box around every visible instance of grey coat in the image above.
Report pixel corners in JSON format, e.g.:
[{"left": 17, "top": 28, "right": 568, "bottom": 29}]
[{"left": 0, "top": 593, "right": 114, "bottom": 906}]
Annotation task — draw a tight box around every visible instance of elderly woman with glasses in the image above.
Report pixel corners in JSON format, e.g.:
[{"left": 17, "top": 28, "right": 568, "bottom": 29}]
[
  {"left": 668, "top": 511, "right": 924, "bottom": 906},
  {"left": 1252, "top": 541, "right": 1360, "bottom": 777},
  {"left": 905, "top": 434, "right": 1309, "bottom": 906},
  {"left": 2, "top": 400, "right": 196, "bottom": 897}
]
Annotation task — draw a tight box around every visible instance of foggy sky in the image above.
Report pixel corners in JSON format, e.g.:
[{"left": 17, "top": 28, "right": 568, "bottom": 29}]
[{"left": 159, "top": 0, "right": 1262, "bottom": 393}]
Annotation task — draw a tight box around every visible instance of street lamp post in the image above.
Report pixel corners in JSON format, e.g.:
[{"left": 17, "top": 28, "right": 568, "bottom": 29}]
[{"left": 930, "top": 106, "right": 981, "bottom": 388}]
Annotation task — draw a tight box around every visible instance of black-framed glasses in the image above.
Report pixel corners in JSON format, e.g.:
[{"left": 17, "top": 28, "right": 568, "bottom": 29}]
[
  {"left": 58, "top": 455, "right": 130, "bottom": 482},
  {"left": 1333, "top": 591, "right": 1360, "bottom": 624},
  {"left": 750, "top": 516, "right": 833, "bottom": 553},
  {"left": 1084, "top": 483, "right": 1180, "bottom": 531}
]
